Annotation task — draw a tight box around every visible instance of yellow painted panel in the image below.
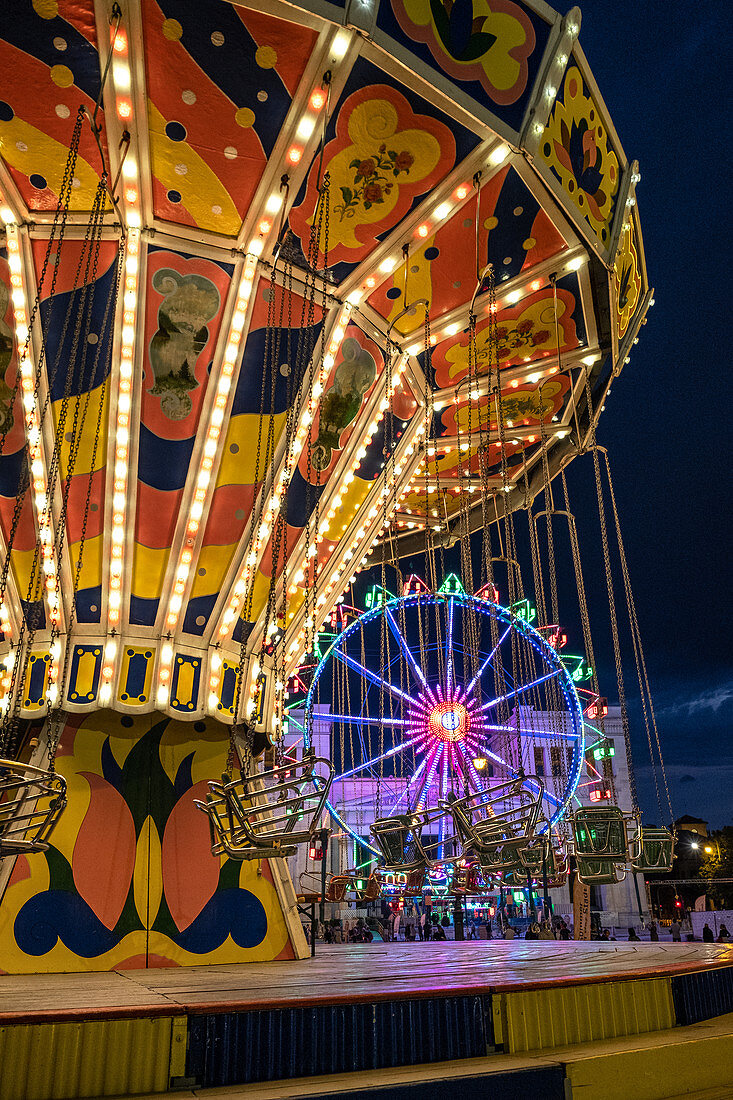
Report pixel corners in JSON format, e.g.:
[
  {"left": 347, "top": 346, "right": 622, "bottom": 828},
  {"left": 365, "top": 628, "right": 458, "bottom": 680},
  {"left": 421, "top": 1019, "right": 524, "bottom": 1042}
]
[
  {"left": 68, "top": 534, "right": 102, "bottom": 592},
  {"left": 53, "top": 385, "right": 109, "bottom": 478},
  {"left": 216, "top": 411, "right": 288, "bottom": 487},
  {"left": 189, "top": 541, "right": 238, "bottom": 599},
  {"left": 173, "top": 656, "right": 196, "bottom": 707},
  {"left": 131, "top": 544, "right": 170, "bottom": 600},
  {"left": 0, "top": 1017, "right": 173, "bottom": 1100},
  {"left": 565, "top": 1027, "right": 733, "bottom": 1100},
  {"left": 496, "top": 977, "right": 675, "bottom": 1053},
  {"left": 74, "top": 648, "right": 102, "bottom": 699},
  {"left": 0, "top": 117, "right": 108, "bottom": 212},
  {"left": 148, "top": 100, "right": 240, "bottom": 235}
]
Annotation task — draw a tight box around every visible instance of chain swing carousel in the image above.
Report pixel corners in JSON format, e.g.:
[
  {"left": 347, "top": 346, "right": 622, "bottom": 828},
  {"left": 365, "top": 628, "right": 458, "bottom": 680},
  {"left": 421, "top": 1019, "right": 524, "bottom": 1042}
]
[{"left": 0, "top": 0, "right": 673, "bottom": 974}]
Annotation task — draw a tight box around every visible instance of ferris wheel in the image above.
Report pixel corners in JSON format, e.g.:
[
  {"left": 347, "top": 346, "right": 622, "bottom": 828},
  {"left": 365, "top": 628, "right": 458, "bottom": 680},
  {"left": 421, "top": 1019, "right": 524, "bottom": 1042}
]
[{"left": 300, "top": 590, "right": 584, "bottom": 860}]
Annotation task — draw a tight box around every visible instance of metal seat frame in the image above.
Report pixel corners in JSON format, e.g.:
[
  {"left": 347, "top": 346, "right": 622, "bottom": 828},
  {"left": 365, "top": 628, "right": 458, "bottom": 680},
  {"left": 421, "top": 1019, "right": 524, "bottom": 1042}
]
[
  {"left": 0, "top": 759, "right": 67, "bottom": 857},
  {"left": 442, "top": 775, "right": 544, "bottom": 874},
  {"left": 628, "top": 824, "right": 674, "bottom": 874},
  {"left": 195, "top": 754, "right": 333, "bottom": 860},
  {"left": 370, "top": 806, "right": 462, "bottom": 873}
]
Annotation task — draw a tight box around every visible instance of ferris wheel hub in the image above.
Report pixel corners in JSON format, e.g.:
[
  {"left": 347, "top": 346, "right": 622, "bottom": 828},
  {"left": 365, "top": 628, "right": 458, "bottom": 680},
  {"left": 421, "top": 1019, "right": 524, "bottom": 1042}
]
[{"left": 428, "top": 700, "right": 470, "bottom": 743}]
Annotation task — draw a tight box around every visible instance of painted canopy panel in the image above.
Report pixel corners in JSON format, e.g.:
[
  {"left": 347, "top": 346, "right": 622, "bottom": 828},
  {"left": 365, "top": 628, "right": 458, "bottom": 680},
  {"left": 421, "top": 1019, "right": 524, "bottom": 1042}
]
[
  {"left": 367, "top": 164, "right": 569, "bottom": 332},
  {"left": 142, "top": 0, "right": 317, "bottom": 237},
  {"left": 375, "top": 0, "right": 552, "bottom": 133},
  {"left": 538, "top": 62, "right": 621, "bottom": 251},
  {"left": 288, "top": 56, "right": 480, "bottom": 283},
  {"left": 0, "top": 0, "right": 109, "bottom": 212}
]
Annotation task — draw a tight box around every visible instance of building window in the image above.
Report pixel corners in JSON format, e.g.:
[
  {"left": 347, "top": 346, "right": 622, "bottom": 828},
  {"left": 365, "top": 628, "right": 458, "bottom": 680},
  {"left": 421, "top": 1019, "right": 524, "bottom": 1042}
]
[
  {"left": 550, "top": 746, "right": 562, "bottom": 777},
  {"left": 533, "top": 747, "right": 545, "bottom": 776}
]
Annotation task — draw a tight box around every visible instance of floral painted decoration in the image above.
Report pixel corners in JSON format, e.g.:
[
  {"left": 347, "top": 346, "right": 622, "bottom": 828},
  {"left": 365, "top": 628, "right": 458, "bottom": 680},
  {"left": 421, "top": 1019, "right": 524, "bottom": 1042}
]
[
  {"left": 540, "top": 67, "right": 620, "bottom": 247},
  {"left": 613, "top": 219, "right": 642, "bottom": 339},
  {"left": 336, "top": 146, "right": 415, "bottom": 220}
]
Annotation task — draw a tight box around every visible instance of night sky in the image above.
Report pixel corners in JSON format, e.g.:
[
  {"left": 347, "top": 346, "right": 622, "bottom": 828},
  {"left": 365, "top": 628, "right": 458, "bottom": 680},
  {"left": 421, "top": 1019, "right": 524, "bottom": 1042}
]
[
  {"left": 566, "top": 1, "right": 731, "bottom": 828},
  {"left": 354, "top": 2, "right": 731, "bottom": 829}
]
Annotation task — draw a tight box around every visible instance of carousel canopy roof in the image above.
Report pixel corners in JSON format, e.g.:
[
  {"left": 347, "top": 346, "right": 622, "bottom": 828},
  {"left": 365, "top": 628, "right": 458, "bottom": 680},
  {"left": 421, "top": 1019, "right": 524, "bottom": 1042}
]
[{"left": 0, "top": 0, "right": 650, "bottom": 726}]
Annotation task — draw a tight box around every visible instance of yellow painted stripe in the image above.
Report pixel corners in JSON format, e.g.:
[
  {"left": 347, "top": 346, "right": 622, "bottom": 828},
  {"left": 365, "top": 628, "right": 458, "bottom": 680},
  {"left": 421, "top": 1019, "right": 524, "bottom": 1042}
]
[
  {"left": 53, "top": 385, "right": 109, "bottom": 478},
  {"left": 493, "top": 976, "right": 675, "bottom": 1053},
  {"left": 148, "top": 100, "right": 240, "bottom": 235},
  {"left": 189, "top": 541, "right": 237, "bottom": 600},
  {"left": 0, "top": 1016, "right": 174, "bottom": 1099},
  {"left": 0, "top": 118, "right": 108, "bottom": 210},
  {"left": 131, "top": 544, "right": 170, "bottom": 601},
  {"left": 216, "top": 411, "right": 288, "bottom": 488},
  {"left": 68, "top": 533, "right": 102, "bottom": 592}
]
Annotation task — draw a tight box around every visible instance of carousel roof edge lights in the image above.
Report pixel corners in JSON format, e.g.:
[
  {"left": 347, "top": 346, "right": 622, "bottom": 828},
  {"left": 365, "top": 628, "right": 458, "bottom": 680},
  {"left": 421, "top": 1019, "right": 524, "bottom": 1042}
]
[{"left": 0, "top": 0, "right": 651, "bottom": 727}]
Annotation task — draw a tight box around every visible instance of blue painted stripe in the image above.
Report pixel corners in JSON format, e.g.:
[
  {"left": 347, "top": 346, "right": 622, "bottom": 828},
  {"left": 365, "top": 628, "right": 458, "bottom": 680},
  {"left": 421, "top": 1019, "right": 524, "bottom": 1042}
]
[
  {"left": 186, "top": 995, "right": 492, "bottom": 1087},
  {"left": 129, "top": 594, "right": 159, "bottom": 627},
  {"left": 671, "top": 967, "right": 733, "bottom": 1025},
  {"left": 137, "top": 423, "right": 196, "bottom": 491}
]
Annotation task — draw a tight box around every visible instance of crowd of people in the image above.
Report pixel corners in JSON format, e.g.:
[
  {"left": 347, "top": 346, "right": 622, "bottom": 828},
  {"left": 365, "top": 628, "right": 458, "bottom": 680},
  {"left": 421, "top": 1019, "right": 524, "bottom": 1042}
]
[{"left": 306, "top": 913, "right": 732, "bottom": 945}]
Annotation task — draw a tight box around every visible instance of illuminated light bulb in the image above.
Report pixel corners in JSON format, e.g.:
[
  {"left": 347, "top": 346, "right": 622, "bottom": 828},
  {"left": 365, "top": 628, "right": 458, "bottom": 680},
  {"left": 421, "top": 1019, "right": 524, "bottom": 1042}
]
[
  {"left": 117, "top": 99, "right": 132, "bottom": 119},
  {"left": 505, "top": 289, "right": 521, "bottom": 305},
  {"left": 265, "top": 193, "right": 283, "bottom": 216},
  {"left": 378, "top": 256, "right": 396, "bottom": 273},
  {"left": 125, "top": 187, "right": 138, "bottom": 205},
  {"left": 416, "top": 223, "right": 430, "bottom": 238},
  {"left": 208, "top": 692, "right": 219, "bottom": 709},
  {"left": 489, "top": 144, "right": 510, "bottom": 166},
  {"left": 288, "top": 146, "right": 302, "bottom": 164},
  {"left": 567, "top": 255, "right": 584, "bottom": 271},
  {"left": 331, "top": 30, "right": 350, "bottom": 57},
  {"left": 258, "top": 219, "right": 271, "bottom": 235},
  {"left": 444, "top": 322, "right": 460, "bottom": 336},
  {"left": 434, "top": 202, "right": 451, "bottom": 219},
  {"left": 249, "top": 238, "right": 264, "bottom": 256},
  {"left": 296, "top": 115, "right": 315, "bottom": 140}
]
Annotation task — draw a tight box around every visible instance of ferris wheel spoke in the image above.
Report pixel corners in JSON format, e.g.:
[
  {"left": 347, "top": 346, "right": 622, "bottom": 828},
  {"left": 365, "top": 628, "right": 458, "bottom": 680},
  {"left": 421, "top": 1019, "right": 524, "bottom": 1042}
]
[
  {"left": 478, "top": 669, "right": 560, "bottom": 714},
  {"left": 445, "top": 597, "right": 455, "bottom": 696},
  {"left": 385, "top": 753, "right": 430, "bottom": 816},
  {"left": 335, "top": 732, "right": 425, "bottom": 782},
  {"left": 327, "top": 713, "right": 413, "bottom": 727},
  {"left": 518, "top": 727, "right": 578, "bottom": 742},
  {"left": 385, "top": 607, "right": 435, "bottom": 701},
  {"left": 333, "top": 647, "right": 414, "bottom": 705},
  {"left": 416, "top": 742, "right": 441, "bottom": 811},
  {"left": 465, "top": 624, "right": 512, "bottom": 696}
]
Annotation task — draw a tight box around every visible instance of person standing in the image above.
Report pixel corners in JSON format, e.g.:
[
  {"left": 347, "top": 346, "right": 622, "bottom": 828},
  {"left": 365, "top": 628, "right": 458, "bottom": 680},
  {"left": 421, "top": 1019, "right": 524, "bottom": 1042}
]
[
  {"left": 503, "top": 924, "right": 516, "bottom": 940},
  {"left": 628, "top": 927, "right": 641, "bottom": 941},
  {"left": 649, "top": 922, "right": 659, "bottom": 942},
  {"left": 671, "top": 919, "right": 682, "bottom": 942},
  {"left": 702, "top": 923, "right": 714, "bottom": 943}
]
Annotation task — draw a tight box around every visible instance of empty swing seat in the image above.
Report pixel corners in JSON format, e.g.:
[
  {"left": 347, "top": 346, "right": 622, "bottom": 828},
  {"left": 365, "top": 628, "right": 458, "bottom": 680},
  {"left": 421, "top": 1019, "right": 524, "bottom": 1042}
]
[
  {"left": 575, "top": 855, "right": 626, "bottom": 885},
  {"left": 0, "top": 759, "right": 67, "bottom": 857},
  {"left": 195, "top": 754, "right": 333, "bottom": 860},
  {"left": 442, "top": 775, "right": 544, "bottom": 875},
  {"left": 298, "top": 871, "right": 349, "bottom": 903},
  {"left": 628, "top": 825, "right": 674, "bottom": 873},
  {"left": 571, "top": 806, "right": 628, "bottom": 885},
  {"left": 370, "top": 813, "right": 428, "bottom": 873}
]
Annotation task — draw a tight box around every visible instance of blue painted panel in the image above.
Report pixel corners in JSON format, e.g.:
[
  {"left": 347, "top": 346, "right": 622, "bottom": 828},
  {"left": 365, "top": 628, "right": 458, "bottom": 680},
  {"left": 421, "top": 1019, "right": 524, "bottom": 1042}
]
[
  {"left": 671, "top": 967, "right": 733, "bottom": 1026},
  {"left": 186, "top": 995, "right": 491, "bottom": 1086}
]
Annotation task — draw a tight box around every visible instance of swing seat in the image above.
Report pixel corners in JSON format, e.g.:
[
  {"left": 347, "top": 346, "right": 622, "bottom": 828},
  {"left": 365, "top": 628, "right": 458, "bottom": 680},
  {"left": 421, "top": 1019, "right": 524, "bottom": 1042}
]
[
  {"left": 628, "top": 826, "right": 674, "bottom": 873},
  {"left": 576, "top": 854, "right": 626, "bottom": 885},
  {"left": 195, "top": 787, "right": 297, "bottom": 860},
  {"left": 546, "top": 847, "right": 569, "bottom": 889},
  {"left": 449, "top": 864, "right": 487, "bottom": 895},
  {"left": 218, "top": 754, "right": 333, "bottom": 850},
  {"left": 348, "top": 870, "right": 381, "bottom": 903},
  {"left": 298, "top": 871, "right": 349, "bottom": 903},
  {"left": 370, "top": 813, "right": 429, "bottom": 873},
  {"left": 442, "top": 775, "right": 544, "bottom": 873},
  {"left": 571, "top": 806, "right": 628, "bottom": 861},
  {"left": 0, "top": 760, "right": 67, "bottom": 857}
]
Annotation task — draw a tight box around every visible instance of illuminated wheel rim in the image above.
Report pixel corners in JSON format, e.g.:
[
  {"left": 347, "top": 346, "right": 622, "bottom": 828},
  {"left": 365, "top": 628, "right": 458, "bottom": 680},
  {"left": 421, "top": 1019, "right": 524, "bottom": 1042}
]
[{"left": 302, "top": 593, "right": 584, "bottom": 858}]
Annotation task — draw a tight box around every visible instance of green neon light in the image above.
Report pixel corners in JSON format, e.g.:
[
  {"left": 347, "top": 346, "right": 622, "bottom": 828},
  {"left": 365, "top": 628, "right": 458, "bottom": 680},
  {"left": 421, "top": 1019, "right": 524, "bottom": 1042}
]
[
  {"left": 438, "top": 573, "right": 466, "bottom": 597},
  {"left": 364, "top": 585, "right": 396, "bottom": 611},
  {"left": 510, "top": 598, "right": 537, "bottom": 624},
  {"left": 560, "top": 653, "right": 593, "bottom": 682}
]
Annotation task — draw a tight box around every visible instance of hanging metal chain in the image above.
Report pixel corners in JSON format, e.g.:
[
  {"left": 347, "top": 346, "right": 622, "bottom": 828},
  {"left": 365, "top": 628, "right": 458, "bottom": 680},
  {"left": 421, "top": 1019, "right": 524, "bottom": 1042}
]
[
  {"left": 583, "top": 368, "right": 639, "bottom": 813},
  {"left": 601, "top": 447, "right": 672, "bottom": 823}
]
